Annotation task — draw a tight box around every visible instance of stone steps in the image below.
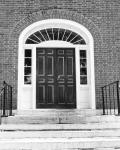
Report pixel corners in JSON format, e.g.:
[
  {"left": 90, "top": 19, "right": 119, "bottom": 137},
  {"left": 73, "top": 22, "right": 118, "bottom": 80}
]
[
  {"left": 2, "top": 115, "right": 120, "bottom": 124},
  {"left": 0, "top": 121, "right": 120, "bottom": 149},
  {"left": 4, "top": 109, "right": 114, "bottom": 124},
  {"left": 0, "top": 137, "right": 120, "bottom": 150},
  {"left": 1, "top": 110, "right": 120, "bottom": 150},
  {"left": 16, "top": 109, "right": 102, "bottom": 116},
  {"left": 1, "top": 109, "right": 101, "bottom": 124},
  {"left": 1, "top": 122, "right": 120, "bottom": 131},
  {"left": 1, "top": 129, "right": 120, "bottom": 139},
  {"left": 0, "top": 123, "right": 120, "bottom": 150}
]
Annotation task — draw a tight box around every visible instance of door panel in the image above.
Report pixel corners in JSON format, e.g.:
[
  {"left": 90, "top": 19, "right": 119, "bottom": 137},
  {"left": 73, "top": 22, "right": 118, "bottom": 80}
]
[
  {"left": 58, "top": 57, "right": 64, "bottom": 75},
  {"left": 58, "top": 85, "right": 65, "bottom": 104},
  {"left": 47, "top": 85, "right": 54, "bottom": 104},
  {"left": 36, "top": 48, "right": 76, "bottom": 108},
  {"left": 67, "top": 57, "right": 73, "bottom": 75},
  {"left": 67, "top": 85, "right": 74, "bottom": 103},
  {"left": 38, "top": 56, "right": 45, "bottom": 75},
  {"left": 47, "top": 56, "right": 53, "bottom": 75},
  {"left": 38, "top": 86, "right": 45, "bottom": 103}
]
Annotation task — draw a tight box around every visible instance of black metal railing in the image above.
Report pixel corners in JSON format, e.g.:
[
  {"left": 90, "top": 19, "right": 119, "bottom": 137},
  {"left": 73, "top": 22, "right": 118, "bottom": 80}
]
[
  {"left": 0, "top": 81, "right": 13, "bottom": 117},
  {"left": 101, "top": 81, "right": 120, "bottom": 115}
]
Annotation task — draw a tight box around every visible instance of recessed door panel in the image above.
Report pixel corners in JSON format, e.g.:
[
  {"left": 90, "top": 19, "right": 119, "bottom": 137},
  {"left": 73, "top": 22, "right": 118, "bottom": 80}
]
[
  {"left": 67, "top": 85, "right": 74, "bottom": 103},
  {"left": 58, "top": 85, "right": 65, "bottom": 104},
  {"left": 47, "top": 85, "right": 54, "bottom": 104},
  {"left": 38, "top": 86, "right": 45, "bottom": 103},
  {"left": 58, "top": 57, "right": 64, "bottom": 75},
  {"left": 67, "top": 57, "right": 73, "bottom": 75},
  {"left": 47, "top": 56, "right": 53, "bottom": 75},
  {"left": 36, "top": 48, "right": 76, "bottom": 108},
  {"left": 38, "top": 56, "right": 45, "bottom": 75}
]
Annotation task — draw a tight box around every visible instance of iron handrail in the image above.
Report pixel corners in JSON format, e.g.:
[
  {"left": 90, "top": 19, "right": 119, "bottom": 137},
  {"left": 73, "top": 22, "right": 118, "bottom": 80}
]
[
  {"left": 0, "top": 81, "right": 13, "bottom": 117},
  {"left": 101, "top": 81, "right": 120, "bottom": 115},
  {"left": 102, "top": 81, "right": 120, "bottom": 88}
]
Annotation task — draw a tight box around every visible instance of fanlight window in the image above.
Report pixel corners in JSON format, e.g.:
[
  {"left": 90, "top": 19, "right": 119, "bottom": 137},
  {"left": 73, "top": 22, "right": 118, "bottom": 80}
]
[{"left": 25, "top": 28, "right": 86, "bottom": 45}]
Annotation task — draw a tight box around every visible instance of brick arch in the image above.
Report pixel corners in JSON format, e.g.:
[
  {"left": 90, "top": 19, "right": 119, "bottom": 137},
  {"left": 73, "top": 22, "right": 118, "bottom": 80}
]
[{"left": 9, "top": 9, "right": 103, "bottom": 46}]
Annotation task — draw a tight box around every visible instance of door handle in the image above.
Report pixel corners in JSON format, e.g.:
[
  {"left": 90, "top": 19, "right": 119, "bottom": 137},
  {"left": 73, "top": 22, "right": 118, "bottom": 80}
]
[{"left": 57, "top": 75, "right": 61, "bottom": 80}]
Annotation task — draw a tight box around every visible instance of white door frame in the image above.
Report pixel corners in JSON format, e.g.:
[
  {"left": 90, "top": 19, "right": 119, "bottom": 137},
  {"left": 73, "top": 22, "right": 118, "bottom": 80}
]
[{"left": 18, "top": 19, "right": 95, "bottom": 110}]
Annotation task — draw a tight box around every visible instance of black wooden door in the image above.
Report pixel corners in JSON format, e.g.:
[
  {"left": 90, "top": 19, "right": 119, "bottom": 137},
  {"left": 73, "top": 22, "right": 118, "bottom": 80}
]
[{"left": 36, "top": 48, "right": 76, "bottom": 108}]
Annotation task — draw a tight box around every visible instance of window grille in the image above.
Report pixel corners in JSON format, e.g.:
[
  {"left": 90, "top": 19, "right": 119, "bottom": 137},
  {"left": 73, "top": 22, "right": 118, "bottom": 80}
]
[
  {"left": 80, "top": 50, "right": 87, "bottom": 84},
  {"left": 25, "top": 28, "right": 86, "bottom": 45},
  {"left": 24, "top": 49, "right": 32, "bottom": 84}
]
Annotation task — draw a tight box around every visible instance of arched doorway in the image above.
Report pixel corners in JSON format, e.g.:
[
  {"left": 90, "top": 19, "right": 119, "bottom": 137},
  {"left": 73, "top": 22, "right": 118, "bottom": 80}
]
[{"left": 18, "top": 19, "right": 95, "bottom": 110}]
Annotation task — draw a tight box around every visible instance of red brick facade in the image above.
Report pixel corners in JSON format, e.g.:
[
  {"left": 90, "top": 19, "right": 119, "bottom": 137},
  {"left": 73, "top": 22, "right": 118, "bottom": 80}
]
[{"left": 0, "top": 0, "right": 120, "bottom": 109}]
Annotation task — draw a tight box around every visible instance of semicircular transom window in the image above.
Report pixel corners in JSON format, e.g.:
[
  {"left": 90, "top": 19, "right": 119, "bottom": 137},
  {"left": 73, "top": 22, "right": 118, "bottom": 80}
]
[{"left": 25, "top": 28, "right": 86, "bottom": 45}]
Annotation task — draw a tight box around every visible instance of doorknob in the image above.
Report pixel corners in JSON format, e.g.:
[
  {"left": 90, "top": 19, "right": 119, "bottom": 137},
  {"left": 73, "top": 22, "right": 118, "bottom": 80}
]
[{"left": 57, "top": 75, "right": 61, "bottom": 80}]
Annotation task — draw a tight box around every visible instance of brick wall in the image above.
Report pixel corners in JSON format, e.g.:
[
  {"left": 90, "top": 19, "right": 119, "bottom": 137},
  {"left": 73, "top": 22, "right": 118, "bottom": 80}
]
[{"left": 0, "top": 0, "right": 120, "bottom": 109}]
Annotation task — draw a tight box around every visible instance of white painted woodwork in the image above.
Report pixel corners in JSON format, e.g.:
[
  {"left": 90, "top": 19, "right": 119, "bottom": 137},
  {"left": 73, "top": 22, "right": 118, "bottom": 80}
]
[{"left": 18, "top": 19, "right": 95, "bottom": 111}]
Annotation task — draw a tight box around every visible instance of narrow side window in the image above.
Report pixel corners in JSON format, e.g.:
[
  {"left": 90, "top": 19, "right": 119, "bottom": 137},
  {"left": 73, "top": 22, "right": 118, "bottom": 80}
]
[
  {"left": 24, "top": 49, "right": 32, "bottom": 84},
  {"left": 80, "top": 50, "right": 87, "bottom": 84}
]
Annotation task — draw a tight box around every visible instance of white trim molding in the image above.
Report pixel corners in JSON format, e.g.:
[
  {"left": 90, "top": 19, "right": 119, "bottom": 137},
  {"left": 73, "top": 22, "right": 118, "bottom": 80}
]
[{"left": 18, "top": 19, "right": 95, "bottom": 110}]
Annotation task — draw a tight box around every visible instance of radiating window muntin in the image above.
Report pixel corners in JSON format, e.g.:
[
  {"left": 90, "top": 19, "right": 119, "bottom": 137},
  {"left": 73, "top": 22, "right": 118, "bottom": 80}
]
[{"left": 25, "top": 28, "right": 86, "bottom": 45}]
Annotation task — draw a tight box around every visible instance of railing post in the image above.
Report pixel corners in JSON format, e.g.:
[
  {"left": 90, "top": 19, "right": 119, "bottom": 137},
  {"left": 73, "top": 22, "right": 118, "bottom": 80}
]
[
  {"left": 101, "top": 87, "right": 105, "bottom": 115},
  {"left": 116, "top": 81, "right": 120, "bottom": 115},
  {"left": 9, "top": 86, "right": 12, "bottom": 116},
  {"left": 113, "top": 84, "right": 116, "bottom": 114},
  {"left": 0, "top": 93, "right": 2, "bottom": 124},
  {"left": 3, "top": 86, "right": 6, "bottom": 117}
]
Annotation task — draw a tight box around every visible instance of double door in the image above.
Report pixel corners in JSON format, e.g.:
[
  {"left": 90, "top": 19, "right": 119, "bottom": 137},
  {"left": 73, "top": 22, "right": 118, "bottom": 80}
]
[{"left": 36, "top": 48, "right": 76, "bottom": 108}]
